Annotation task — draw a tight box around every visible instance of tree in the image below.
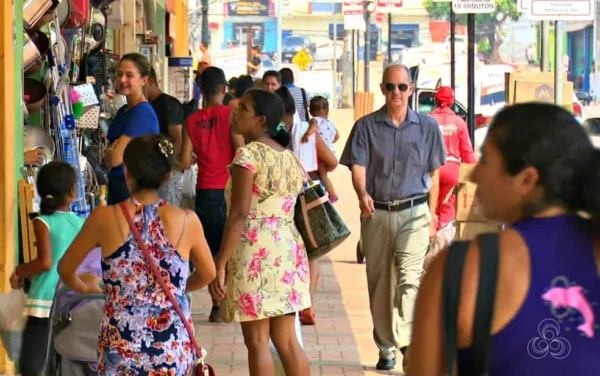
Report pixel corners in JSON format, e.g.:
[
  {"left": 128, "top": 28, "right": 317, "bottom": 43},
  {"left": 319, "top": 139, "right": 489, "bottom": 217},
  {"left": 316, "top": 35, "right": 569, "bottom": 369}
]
[{"left": 423, "top": 0, "right": 520, "bottom": 63}]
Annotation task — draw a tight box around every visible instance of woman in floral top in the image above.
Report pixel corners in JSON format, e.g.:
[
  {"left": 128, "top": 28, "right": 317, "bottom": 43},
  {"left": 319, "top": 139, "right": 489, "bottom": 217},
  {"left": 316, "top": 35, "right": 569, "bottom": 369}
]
[{"left": 209, "top": 89, "right": 310, "bottom": 375}]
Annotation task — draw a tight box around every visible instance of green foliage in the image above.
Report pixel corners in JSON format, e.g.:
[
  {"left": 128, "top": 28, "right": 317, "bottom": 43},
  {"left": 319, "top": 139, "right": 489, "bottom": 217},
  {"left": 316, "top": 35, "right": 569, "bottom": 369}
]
[{"left": 478, "top": 38, "right": 491, "bottom": 53}]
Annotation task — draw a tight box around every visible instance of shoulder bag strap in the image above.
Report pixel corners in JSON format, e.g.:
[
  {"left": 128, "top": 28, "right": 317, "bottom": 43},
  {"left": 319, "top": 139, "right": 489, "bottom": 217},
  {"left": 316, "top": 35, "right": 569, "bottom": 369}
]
[
  {"left": 470, "top": 233, "right": 500, "bottom": 374},
  {"left": 300, "top": 88, "right": 310, "bottom": 121},
  {"left": 118, "top": 202, "right": 207, "bottom": 367},
  {"left": 442, "top": 240, "right": 470, "bottom": 375}
]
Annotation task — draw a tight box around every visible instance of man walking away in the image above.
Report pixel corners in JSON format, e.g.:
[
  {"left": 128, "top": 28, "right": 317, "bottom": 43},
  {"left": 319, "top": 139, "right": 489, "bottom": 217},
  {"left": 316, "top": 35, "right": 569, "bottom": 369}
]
[
  {"left": 340, "top": 64, "right": 446, "bottom": 371},
  {"left": 280, "top": 67, "right": 311, "bottom": 122},
  {"left": 147, "top": 68, "right": 186, "bottom": 205},
  {"left": 424, "top": 86, "right": 476, "bottom": 271}
]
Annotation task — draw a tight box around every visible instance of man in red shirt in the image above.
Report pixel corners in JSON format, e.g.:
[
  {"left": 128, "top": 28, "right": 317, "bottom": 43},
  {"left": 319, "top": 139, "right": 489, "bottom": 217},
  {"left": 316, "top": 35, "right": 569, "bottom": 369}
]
[
  {"left": 180, "top": 67, "right": 244, "bottom": 321},
  {"left": 424, "top": 86, "right": 476, "bottom": 271}
]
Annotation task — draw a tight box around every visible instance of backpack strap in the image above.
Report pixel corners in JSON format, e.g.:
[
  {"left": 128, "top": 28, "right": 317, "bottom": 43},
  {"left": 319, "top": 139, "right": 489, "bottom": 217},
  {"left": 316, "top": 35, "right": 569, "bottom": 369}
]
[
  {"left": 471, "top": 233, "right": 500, "bottom": 374},
  {"left": 442, "top": 239, "right": 470, "bottom": 375},
  {"left": 442, "top": 233, "right": 500, "bottom": 376}
]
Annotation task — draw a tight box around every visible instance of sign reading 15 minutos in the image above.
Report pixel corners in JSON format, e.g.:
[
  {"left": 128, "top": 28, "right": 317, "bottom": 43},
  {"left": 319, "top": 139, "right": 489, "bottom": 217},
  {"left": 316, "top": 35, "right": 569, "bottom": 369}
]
[{"left": 452, "top": 0, "right": 496, "bottom": 13}]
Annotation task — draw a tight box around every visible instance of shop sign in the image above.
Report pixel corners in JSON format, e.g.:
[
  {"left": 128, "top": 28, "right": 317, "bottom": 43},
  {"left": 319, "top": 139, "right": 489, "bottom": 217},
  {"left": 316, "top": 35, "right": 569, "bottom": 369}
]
[
  {"left": 227, "top": 0, "right": 269, "bottom": 17},
  {"left": 343, "top": 0, "right": 366, "bottom": 31},
  {"left": 376, "top": 0, "right": 403, "bottom": 14},
  {"left": 527, "top": 0, "right": 595, "bottom": 21},
  {"left": 452, "top": 0, "right": 496, "bottom": 13}
]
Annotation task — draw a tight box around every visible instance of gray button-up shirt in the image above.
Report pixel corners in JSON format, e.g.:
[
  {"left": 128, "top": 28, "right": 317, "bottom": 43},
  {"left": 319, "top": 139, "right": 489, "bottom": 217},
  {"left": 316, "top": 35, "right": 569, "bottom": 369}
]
[{"left": 340, "top": 107, "right": 446, "bottom": 202}]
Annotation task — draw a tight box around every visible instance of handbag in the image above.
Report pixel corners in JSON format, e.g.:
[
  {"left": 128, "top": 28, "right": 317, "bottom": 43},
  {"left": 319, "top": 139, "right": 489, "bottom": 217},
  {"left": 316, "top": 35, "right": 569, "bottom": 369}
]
[
  {"left": 442, "top": 233, "right": 499, "bottom": 375},
  {"left": 291, "top": 154, "right": 351, "bottom": 260},
  {"left": 119, "top": 202, "right": 215, "bottom": 376}
]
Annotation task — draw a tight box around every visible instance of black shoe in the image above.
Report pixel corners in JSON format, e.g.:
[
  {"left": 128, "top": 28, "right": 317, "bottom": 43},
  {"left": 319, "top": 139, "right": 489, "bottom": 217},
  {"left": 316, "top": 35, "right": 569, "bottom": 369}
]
[{"left": 376, "top": 357, "right": 396, "bottom": 370}]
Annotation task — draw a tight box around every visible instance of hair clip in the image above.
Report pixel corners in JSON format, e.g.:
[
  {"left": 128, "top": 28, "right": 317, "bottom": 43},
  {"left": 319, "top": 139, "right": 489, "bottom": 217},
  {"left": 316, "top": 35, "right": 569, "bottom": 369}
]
[
  {"left": 45, "top": 194, "right": 54, "bottom": 199},
  {"left": 277, "top": 122, "right": 286, "bottom": 132},
  {"left": 158, "top": 139, "right": 174, "bottom": 158}
]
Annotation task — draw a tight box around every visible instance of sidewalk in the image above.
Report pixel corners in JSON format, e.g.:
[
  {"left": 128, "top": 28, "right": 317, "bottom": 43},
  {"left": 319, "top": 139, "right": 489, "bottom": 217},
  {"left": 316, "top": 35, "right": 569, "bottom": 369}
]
[{"left": 190, "top": 258, "right": 404, "bottom": 376}]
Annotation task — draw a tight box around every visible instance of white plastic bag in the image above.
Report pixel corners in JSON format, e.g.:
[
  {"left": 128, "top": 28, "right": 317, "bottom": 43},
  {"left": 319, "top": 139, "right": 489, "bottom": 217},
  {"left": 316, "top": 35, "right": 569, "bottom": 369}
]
[
  {"left": 0, "top": 289, "right": 27, "bottom": 360},
  {"left": 180, "top": 166, "right": 197, "bottom": 210},
  {"left": 270, "top": 312, "right": 304, "bottom": 376}
]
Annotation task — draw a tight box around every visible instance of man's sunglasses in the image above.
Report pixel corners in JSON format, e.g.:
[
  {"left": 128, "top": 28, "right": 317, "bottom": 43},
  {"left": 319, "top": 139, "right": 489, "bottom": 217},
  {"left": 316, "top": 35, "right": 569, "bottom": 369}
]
[{"left": 384, "top": 83, "right": 410, "bottom": 92}]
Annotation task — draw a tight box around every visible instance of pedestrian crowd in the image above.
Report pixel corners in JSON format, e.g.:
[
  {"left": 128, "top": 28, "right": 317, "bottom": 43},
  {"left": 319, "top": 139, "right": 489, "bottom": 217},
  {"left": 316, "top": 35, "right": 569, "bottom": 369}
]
[{"left": 9, "top": 50, "right": 600, "bottom": 376}]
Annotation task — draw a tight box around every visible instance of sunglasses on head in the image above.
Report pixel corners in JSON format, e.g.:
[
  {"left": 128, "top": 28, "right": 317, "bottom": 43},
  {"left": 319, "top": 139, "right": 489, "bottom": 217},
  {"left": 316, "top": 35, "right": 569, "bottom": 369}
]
[{"left": 384, "top": 83, "right": 410, "bottom": 92}]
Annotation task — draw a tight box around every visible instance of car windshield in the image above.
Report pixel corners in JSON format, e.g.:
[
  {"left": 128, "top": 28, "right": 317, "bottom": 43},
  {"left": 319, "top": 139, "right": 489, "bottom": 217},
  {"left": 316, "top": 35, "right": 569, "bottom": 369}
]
[{"left": 284, "top": 37, "right": 304, "bottom": 47}]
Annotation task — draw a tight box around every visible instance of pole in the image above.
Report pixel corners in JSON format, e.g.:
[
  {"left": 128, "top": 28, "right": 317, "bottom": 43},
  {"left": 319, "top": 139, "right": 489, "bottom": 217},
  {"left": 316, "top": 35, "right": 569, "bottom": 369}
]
[
  {"left": 554, "top": 21, "right": 564, "bottom": 105},
  {"left": 333, "top": 10, "right": 338, "bottom": 106},
  {"left": 364, "top": 2, "right": 371, "bottom": 92},
  {"left": 276, "top": 0, "right": 282, "bottom": 68},
  {"left": 467, "top": 13, "right": 475, "bottom": 144},
  {"left": 201, "top": 0, "right": 210, "bottom": 45},
  {"left": 541, "top": 21, "right": 549, "bottom": 72},
  {"left": 352, "top": 30, "right": 356, "bottom": 105},
  {"left": 450, "top": 9, "right": 456, "bottom": 91},
  {"left": 387, "top": 13, "right": 392, "bottom": 65}
]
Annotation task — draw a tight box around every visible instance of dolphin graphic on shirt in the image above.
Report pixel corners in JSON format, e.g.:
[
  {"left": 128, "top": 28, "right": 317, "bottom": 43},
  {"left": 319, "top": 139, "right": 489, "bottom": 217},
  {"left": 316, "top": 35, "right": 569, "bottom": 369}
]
[{"left": 542, "top": 286, "right": 595, "bottom": 338}]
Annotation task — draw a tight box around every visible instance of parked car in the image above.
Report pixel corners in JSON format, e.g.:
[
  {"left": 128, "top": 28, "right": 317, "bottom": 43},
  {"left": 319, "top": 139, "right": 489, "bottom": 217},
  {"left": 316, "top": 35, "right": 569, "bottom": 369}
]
[{"left": 281, "top": 35, "right": 316, "bottom": 65}]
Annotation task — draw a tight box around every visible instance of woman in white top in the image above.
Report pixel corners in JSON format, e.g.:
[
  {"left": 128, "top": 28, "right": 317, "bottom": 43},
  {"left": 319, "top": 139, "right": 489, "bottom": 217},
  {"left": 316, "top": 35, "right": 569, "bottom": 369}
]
[{"left": 276, "top": 87, "right": 338, "bottom": 326}]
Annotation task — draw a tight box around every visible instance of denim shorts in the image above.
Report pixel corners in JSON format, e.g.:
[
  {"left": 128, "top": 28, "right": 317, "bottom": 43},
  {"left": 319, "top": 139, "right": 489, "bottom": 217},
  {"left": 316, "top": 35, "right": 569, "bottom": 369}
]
[{"left": 195, "top": 189, "right": 227, "bottom": 257}]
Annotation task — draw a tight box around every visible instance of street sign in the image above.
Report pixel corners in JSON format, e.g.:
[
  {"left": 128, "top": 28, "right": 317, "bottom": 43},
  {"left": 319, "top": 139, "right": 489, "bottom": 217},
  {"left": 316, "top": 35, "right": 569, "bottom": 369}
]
[
  {"left": 452, "top": 0, "right": 495, "bottom": 14},
  {"left": 343, "top": 0, "right": 365, "bottom": 31},
  {"left": 527, "top": 0, "right": 595, "bottom": 21},
  {"left": 292, "top": 50, "right": 313, "bottom": 71},
  {"left": 376, "top": 0, "right": 403, "bottom": 14}
]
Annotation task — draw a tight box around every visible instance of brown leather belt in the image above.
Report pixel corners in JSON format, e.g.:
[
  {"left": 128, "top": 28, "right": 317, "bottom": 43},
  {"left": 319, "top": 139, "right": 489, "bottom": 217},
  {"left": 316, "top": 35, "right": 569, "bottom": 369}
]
[{"left": 374, "top": 195, "right": 428, "bottom": 212}]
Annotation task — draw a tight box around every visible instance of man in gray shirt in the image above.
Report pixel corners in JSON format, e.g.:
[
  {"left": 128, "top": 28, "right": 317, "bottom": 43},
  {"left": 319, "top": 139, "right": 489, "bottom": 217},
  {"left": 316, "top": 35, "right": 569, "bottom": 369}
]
[{"left": 340, "top": 64, "right": 446, "bottom": 370}]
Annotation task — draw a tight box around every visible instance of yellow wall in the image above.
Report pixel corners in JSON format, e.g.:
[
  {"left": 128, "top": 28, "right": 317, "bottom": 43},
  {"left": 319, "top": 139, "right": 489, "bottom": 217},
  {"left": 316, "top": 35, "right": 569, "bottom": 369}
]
[
  {"left": 174, "top": 0, "right": 190, "bottom": 56},
  {"left": 0, "top": 0, "right": 18, "bottom": 371}
]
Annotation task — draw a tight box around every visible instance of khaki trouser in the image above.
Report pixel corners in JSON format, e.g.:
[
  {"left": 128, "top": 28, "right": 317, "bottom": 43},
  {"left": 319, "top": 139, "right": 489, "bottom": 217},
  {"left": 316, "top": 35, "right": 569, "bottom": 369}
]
[{"left": 361, "top": 201, "right": 430, "bottom": 360}]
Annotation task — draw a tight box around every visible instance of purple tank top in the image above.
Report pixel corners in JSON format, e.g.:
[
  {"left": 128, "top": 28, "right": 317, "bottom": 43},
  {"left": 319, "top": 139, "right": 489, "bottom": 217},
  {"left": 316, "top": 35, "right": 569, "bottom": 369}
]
[{"left": 486, "top": 215, "right": 600, "bottom": 375}]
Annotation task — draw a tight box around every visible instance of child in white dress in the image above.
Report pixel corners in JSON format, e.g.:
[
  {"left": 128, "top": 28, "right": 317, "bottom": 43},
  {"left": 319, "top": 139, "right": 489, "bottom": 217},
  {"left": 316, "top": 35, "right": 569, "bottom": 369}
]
[{"left": 302, "top": 96, "right": 339, "bottom": 202}]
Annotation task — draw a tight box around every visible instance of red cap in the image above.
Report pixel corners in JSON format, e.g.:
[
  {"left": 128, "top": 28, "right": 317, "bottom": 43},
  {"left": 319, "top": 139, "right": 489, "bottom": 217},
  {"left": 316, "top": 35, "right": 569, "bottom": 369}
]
[{"left": 435, "top": 86, "right": 455, "bottom": 108}]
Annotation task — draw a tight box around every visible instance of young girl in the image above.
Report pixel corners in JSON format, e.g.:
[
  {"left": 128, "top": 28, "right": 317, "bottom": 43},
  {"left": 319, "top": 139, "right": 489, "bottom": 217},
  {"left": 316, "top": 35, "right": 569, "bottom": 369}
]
[
  {"left": 10, "top": 161, "right": 85, "bottom": 376},
  {"left": 303, "top": 96, "right": 340, "bottom": 203}
]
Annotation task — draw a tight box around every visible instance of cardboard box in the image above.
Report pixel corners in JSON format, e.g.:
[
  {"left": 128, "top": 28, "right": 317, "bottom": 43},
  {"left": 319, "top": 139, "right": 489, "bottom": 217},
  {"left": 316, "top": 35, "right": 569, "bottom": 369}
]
[
  {"left": 456, "top": 182, "right": 487, "bottom": 222},
  {"left": 457, "top": 221, "right": 503, "bottom": 241},
  {"left": 505, "top": 71, "right": 573, "bottom": 108}
]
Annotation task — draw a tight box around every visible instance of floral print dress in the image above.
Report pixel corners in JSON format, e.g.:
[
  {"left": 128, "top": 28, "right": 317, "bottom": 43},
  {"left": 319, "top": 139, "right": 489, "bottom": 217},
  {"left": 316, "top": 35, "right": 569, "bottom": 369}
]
[
  {"left": 222, "top": 142, "right": 312, "bottom": 322},
  {"left": 99, "top": 199, "right": 196, "bottom": 375}
]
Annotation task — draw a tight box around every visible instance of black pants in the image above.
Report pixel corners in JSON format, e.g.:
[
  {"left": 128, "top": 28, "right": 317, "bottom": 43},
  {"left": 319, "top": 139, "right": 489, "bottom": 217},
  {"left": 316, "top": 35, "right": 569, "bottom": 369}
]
[
  {"left": 195, "top": 189, "right": 227, "bottom": 257},
  {"left": 107, "top": 175, "right": 131, "bottom": 205},
  {"left": 19, "top": 316, "right": 50, "bottom": 376}
]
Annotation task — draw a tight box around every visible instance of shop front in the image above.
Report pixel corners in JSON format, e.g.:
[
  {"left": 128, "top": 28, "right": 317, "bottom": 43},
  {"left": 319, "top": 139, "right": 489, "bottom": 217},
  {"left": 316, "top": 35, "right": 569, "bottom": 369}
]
[{"left": 0, "top": 0, "right": 191, "bottom": 372}]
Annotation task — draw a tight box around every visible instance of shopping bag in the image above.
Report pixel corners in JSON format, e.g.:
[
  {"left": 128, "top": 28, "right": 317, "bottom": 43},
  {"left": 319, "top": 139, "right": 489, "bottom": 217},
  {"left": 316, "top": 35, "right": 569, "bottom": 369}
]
[
  {"left": 180, "top": 167, "right": 197, "bottom": 210},
  {"left": 0, "top": 289, "right": 27, "bottom": 360}
]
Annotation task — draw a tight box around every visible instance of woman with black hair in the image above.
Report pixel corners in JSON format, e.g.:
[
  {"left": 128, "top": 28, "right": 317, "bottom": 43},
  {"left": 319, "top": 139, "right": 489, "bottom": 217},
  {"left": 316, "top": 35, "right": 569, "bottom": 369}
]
[
  {"left": 408, "top": 102, "right": 600, "bottom": 375},
  {"left": 208, "top": 89, "right": 310, "bottom": 375},
  {"left": 228, "top": 74, "right": 256, "bottom": 110},
  {"left": 275, "top": 85, "right": 338, "bottom": 326},
  {"left": 59, "top": 135, "right": 216, "bottom": 374}
]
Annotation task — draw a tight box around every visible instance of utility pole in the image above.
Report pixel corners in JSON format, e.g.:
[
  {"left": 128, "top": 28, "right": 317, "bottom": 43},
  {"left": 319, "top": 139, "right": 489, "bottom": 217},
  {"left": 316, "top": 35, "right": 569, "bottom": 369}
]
[
  {"left": 333, "top": 4, "right": 338, "bottom": 106},
  {"left": 540, "top": 21, "right": 549, "bottom": 72},
  {"left": 364, "top": 1, "right": 372, "bottom": 92},
  {"left": 554, "top": 21, "right": 564, "bottom": 105},
  {"left": 450, "top": 9, "right": 456, "bottom": 91},
  {"left": 467, "top": 13, "right": 475, "bottom": 144},
  {"left": 387, "top": 13, "right": 392, "bottom": 65},
  {"left": 201, "top": 0, "right": 210, "bottom": 45}
]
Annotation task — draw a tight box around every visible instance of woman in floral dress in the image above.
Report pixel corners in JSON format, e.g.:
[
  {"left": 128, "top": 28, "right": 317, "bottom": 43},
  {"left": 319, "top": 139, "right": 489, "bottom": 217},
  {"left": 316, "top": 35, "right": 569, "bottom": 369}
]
[
  {"left": 209, "top": 89, "right": 311, "bottom": 376},
  {"left": 58, "top": 135, "right": 216, "bottom": 375}
]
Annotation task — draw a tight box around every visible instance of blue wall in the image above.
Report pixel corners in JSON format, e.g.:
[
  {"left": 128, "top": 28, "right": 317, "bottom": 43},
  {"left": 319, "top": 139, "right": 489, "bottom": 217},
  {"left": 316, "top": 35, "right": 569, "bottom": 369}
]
[
  {"left": 222, "top": 19, "right": 278, "bottom": 53},
  {"left": 567, "top": 25, "right": 593, "bottom": 92}
]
